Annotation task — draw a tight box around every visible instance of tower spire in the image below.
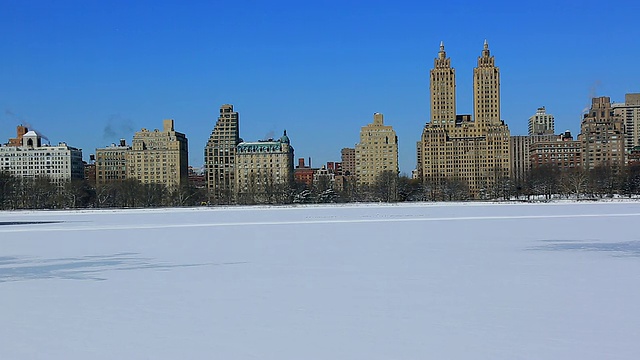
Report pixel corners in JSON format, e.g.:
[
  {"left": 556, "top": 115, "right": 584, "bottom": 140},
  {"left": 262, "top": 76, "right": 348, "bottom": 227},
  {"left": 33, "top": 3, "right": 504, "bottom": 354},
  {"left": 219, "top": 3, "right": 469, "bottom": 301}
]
[
  {"left": 438, "top": 41, "right": 446, "bottom": 59},
  {"left": 482, "top": 39, "right": 490, "bottom": 57}
]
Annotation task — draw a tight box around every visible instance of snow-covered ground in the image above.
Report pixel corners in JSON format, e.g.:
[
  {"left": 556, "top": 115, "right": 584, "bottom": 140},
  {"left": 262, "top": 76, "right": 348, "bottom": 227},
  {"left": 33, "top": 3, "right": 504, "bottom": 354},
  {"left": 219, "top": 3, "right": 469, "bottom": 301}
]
[{"left": 1, "top": 202, "right": 640, "bottom": 359}]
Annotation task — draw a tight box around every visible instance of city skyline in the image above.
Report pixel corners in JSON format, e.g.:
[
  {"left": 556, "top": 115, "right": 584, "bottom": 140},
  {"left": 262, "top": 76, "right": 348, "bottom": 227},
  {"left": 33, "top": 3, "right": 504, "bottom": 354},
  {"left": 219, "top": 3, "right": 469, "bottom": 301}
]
[{"left": 1, "top": 1, "right": 639, "bottom": 174}]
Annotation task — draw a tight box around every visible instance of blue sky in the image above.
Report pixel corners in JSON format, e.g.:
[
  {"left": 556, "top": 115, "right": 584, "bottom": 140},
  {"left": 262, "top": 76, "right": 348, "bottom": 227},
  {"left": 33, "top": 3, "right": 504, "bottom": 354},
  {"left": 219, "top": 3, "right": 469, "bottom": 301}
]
[{"left": 1, "top": 0, "right": 639, "bottom": 174}]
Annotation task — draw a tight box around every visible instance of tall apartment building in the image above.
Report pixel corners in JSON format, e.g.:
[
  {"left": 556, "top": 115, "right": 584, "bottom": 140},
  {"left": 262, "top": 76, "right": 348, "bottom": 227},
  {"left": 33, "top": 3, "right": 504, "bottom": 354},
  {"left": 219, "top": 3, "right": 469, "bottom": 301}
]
[
  {"left": 204, "top": 104, "right": 240, "bottom": 204},
  {"left": 612, "top": 93, "right": 640, "bottom": 154},
  {"left": 579, "top": 96, "right": 624, "bottom": 170},
  {"left": 341, "top": 148, "right": 355, "bottom": 176},
  {"left": 235, "top": 131, "right": 294, "bottom": 203},
  {"left": 528, "top": 107, "right": 555, "bottom": 135},
  {"left": 0, "top": 127, "right": 83, "bottom": 184},
  {"left": 127, "top": 119, "right": 188, "bottom": 188},
  {"left": 418, "top": 41, "right": 511, "bottom": 198},
  {"left": 95, "top": 139, "right": 130, "bottom": 185},
  {"left": 355, "top": 113, "right": 399, "bottom": 186}
]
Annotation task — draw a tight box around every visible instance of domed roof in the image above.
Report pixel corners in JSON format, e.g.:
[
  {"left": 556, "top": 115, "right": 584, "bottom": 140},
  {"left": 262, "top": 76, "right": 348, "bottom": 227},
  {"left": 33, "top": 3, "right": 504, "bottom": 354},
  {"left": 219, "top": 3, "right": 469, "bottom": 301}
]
[{"left": 279, "top": 130, "right": 290, "bottom": 144}]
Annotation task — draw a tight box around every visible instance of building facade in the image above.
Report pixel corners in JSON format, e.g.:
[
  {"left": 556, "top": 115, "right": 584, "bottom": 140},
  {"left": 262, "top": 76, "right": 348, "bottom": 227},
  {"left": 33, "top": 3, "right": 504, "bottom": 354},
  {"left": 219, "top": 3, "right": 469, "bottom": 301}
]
[
  {"left": 95, "top": 139, "right": 130, "bottom": 186},
  {"left": 580, "top": 97, "right": 624, "bottom": 171},
  {"left": 418, "top": 41, "right": 511, "bottom": 198},
  {"left": 529, "top": 131, "right": 583, "bottom": 170},
  {"left": 510, "top": 134, "right": 558, "bottom": 184},
  {"left": 294, "top": 157, "right": 315, "bottom": 188},
  {"left": 355, "top": 113, "right": 399, "bottom": 186},
  {"left": 612, "top": 93, "right": 640, "bottom": 154},
  {"left": 341, "top": 148, "right": 356, "bottom": 176},
  {"left": 528, "top": 107, "right": 555, "bottom": 136},
  {"left": 204, "top": 104, "right": 240, "bottom": 204},
  {"left": 234, "top": 131, "right": 294, "bottom": 203},
  {"left": 127, "top": 119, "right": 188, "bottom": 188},
  {"left": 1, "top": 128, "right": 83, "bottom": 184}
]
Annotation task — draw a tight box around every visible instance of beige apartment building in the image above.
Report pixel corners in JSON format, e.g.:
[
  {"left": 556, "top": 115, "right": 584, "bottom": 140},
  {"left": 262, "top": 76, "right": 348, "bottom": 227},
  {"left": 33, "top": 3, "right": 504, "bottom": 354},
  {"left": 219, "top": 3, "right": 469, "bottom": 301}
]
[
  {"left": 127, "top": 119, "right": 188, "bottom": 188},
  {"left": 418, "top": 41, "right": 511, "bottom": 198},
  {"left": 204, "top": 104, "right": 241, "bottom": 204},
  {"left": 95, "top": 139, "right": 130, "bottom": 185},
  {"left": 580, "top": 96, "right": 624, "bottom": 171},
  {"left": 234, "top": 131, "right": 294, "bottom": 204},
  {"left": 354, "top": 113, "right": 399, "bottom": 186},
  {"left": 612, "top": 93, "right": 640, "bottom": 154}
]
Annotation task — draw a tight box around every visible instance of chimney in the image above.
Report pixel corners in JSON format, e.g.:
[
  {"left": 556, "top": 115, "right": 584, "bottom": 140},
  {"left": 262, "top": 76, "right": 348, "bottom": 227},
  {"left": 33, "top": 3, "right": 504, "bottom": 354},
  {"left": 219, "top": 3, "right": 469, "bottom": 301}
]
[
  {"left": 298, "top": 158, "right": 305, "bottom": 168},
  {"left": 119, "top": 138, "right": 126, "bottom": 147}
]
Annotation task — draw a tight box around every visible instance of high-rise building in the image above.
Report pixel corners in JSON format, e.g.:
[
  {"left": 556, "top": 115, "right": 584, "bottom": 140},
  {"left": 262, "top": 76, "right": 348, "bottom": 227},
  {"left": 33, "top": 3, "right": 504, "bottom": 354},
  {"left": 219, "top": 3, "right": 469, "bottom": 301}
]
[
  {"left": 95, "top": 139, "right": 130, "bottom": 185},
  {"left": 204, "top": 104, "right": 240, "bottom": 204},
  {"left": 354, "top": 113, "right": 399, "bottom": 186},
  {"left": 418, "top": 41, "right": 511, "bottom": 198},
  {"left": 612, "top": 93, "right": 640, "bottom": 154},
  {"left": 579, "top": 96, "right": 624, "bottom": 170},
  {"left": 0, "top": 128, "right": 83, "bottom": 184},
  {"left": 127, "top": 119, "right": 188, "bottom": 188},
  {"left": 235, "top": 131, "right": 294, "bottom": 204},
  {"left": 341, "top": 148, "right": 356, "bottom": 176},
  {"left": 528, "top": 107, "right": 555, "bottom": 136}
]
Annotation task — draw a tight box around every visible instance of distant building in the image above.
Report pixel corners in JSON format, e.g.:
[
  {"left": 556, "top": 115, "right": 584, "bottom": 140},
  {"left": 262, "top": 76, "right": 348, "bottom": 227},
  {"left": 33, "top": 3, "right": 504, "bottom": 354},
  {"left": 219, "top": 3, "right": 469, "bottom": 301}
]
[
  {"left": 355, "top": 113, "right": 399, "bottom": 186},
  {"left": 188, "top": 166, "right": 206, "bottom": 189},
  {"left": 84, "top": 161, "right": 96, "bottom": 186},
  {"left": 341, "top": 148, "right": 355, "bottom": 176},
  {"left": 0, "top": 128, "right": 83, "bottom": 184},
  {"left": 95, "top": 139, "right": 130, "bottom": 185},
  {"left": 528, "top": 107, "right": 555, "bottom": 136},
  {"left": 294, "top": 157, "right": 315, "bottom": 188},
  {"left": 530, "top": 131, "right": 583, "bottom": 170},
  {"left": 510, "top": 134, "right": 557, "bottom": 184},
  {"left": 418, "top": 41, "right": 511, "bottom": 198},
  {"left": 127, "top": 119, "right": 188, "bottom": 188},
  {"left": 204, "top": 104, "right": 240, "bottom": 204},
  {"left": 579, "top": 97, "right": 624, "bottom": 171},
  {"left": 235, "top": 131, "right": 294, "bottom": 203},
  {"left": 612, "top": 93, "right": 640, "bottom": 154}
]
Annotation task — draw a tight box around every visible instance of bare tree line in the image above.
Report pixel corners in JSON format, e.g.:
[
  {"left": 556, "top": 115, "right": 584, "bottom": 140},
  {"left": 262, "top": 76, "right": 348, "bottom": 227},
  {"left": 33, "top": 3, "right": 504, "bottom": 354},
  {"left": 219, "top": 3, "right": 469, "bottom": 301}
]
[{"left": 2, "top": 164, "right": 640, "bottom": 210}]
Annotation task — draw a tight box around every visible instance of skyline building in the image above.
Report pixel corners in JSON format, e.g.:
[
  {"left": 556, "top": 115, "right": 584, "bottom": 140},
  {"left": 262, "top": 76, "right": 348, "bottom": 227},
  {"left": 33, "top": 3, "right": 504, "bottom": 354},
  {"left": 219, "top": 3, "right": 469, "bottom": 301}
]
[
  {"left": 580, "top": 96, "right": 624, "bottom": 171},
  {"left": 528, "top": 107, "right": 555, "bottom": 136},
  {"left": 95, "top": 139, "right": 130, "bottom": 185},
  {"left": 418, "top": 41, "right": 511, "bottom": 198},
  {"left": 355, "top": 113, "right": 399, "bottom": 186},
  {"left": 205, "top": 104, "right": 241, "bottom": 204},
  {"left": 127, "top": 119, "right": 188, "bottom": 188},
  {"left": 0, "top": 126, "right": 83, "bottom": 185},
  {"left": 612, "top": 93, "right": 640, "bottom": 154},
  {"left": 234, "top": 131, "right": 294, "bottom": 204}
]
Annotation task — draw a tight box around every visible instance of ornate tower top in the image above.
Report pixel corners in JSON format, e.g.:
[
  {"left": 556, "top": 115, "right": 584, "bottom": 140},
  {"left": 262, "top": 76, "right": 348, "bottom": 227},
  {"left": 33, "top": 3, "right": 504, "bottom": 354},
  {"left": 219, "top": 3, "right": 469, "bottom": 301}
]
[
  {"left": 438, "top": 41, "right": 446, "bottom": 59},
  {"left": 482, "top": 39, "right": 490, "bottom": 58}
]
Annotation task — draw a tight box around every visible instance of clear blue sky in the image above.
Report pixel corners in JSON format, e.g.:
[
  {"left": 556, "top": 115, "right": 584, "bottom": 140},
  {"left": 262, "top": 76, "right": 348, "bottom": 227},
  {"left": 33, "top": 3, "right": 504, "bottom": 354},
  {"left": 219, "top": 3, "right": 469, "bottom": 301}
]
[{"left": 2, "top": 0, "right": 639, "bottom": 174}]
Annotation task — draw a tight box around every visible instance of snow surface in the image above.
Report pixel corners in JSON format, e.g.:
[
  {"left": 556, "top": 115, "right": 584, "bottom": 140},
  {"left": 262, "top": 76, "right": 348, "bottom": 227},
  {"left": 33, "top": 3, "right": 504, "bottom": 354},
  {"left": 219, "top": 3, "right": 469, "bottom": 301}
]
[{"left": 1, "top": 202, "right": 640, "bottom": 359}]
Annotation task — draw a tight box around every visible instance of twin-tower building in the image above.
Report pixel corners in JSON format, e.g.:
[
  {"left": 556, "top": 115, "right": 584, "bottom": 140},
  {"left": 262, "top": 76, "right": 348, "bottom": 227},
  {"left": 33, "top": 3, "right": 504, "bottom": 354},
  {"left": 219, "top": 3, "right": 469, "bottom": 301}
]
[{"left": 418, "top": 41, "right": 511, "bottom": 197}]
